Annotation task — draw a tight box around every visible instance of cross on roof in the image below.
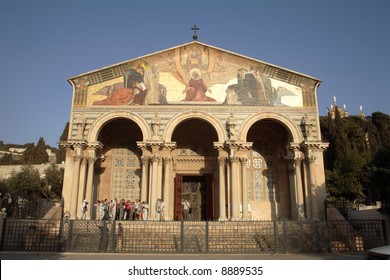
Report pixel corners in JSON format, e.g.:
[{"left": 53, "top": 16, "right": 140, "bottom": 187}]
[{"left": 191, "top": 25, "right": 199, "bottom": 40}]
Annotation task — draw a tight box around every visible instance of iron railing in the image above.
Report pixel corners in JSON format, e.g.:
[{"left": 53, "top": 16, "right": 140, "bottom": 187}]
[{"left": 0, "top": 219, "right": 387, "bottom": 254}]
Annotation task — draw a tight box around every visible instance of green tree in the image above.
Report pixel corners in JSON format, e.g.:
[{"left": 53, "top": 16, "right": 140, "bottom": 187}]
[
  {"left": 368, "top": 148, "right": 390, "bottom": 204},
  {"left": 0, "top": 153, "right": 13, "bottom": 165},
  {"left": 21, "top": 143, "right": 35, "bottom": 164},
  {"left": 6, "top": 165, "right": 45, "bottom": 198},
  {"left": 21, "top": 138, "right": 48, "bottom": 164},
  {"left": 34, "top": 137, "right": 48, "bottom": 164},
  {"left": 44, "top": 164, "right": 64, "bottom": 199},
  {"left": 323, "top": 107, "right": 369, "bottom": 201},
  {"left": 367, "top": 112, "right": 390, "bottom": 154},
  {"left": 56, "top": 122, "right": 69, "bottom": 163},
  {"left": 0, "top": 179, "right": 7, "bottom": 196}
]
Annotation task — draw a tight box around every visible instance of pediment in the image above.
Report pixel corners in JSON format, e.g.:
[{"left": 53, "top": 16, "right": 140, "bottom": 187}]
[{"left": 69, "top": 41, "right": 320, "bottom": 108}]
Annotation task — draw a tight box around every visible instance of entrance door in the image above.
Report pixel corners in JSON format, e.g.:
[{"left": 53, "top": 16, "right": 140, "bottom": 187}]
[{"left": 174, "top": 174, "right": 213, "bottom": 221}]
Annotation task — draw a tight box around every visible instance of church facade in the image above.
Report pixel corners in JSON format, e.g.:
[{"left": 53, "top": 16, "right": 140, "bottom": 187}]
[{"left": 62, "top": 41, "right": 328, "bottom": 221}]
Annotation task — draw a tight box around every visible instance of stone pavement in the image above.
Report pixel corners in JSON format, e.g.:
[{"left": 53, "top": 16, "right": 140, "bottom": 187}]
[{"left": 0, "top": 251, "right": 366, "bottom": 260}]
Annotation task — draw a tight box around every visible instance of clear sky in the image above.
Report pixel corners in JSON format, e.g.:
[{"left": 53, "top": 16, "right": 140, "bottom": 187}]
[{"left": 0, "top": 0, "right": 389, "bottom": 147}]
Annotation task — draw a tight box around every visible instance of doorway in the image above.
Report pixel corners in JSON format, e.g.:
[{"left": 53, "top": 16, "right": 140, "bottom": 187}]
[{"left": 174, "top": 174, "right": 213, "bottom": 221}]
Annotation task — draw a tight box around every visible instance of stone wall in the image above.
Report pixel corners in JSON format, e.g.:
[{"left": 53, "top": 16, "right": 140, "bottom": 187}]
[{"left": 0, "top": 163, "right": 65, "bottom": 180}]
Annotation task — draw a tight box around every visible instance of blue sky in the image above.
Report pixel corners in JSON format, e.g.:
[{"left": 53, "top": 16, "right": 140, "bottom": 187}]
[{"left": 0, "top": 0, "right": 389, "bottom": 147}]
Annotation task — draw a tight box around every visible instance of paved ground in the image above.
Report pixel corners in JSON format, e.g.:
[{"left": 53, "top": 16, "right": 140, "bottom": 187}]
[{"left": 0, "top": 251, "right": 367, "bottom": 260}]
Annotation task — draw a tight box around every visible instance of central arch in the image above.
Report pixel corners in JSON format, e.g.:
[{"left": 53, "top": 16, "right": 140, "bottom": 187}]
[
  {"left": 170, "top": 117, "right": 219, "bottom": 221},
  {"left": 164, "top": 111, "right": 226, "bottom": 143}
]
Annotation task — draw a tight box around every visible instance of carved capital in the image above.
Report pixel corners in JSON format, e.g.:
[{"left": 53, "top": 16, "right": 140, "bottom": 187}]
[
  {"left": 294, "top": 157, "right": 302, "bottom": 166},
  {"left": 87, "top": 157, "right": 97, "bottom": 165},
  {"left": 141, "top": 156, "right": 149, "bottom": 165},
  {"left": 150, "top": 154, "right": 160, "bottom": 163},
  {"left": 73, "top": 155, "right": 83, "bottom": 163},
  {"left": 240, "top": 157, "right": 248, "bottom": 166},
  {"left": 217, "top": 157, "right": 227, "bottom": 165},
  {"left": 163, "top": 157, "right": 172, "bottom": 165},
  {"left": 230, "top": 156, "right": 240, "bottom": 164},
  {"left": 305, "top": 156, "right": 316, "bottom": 165}
]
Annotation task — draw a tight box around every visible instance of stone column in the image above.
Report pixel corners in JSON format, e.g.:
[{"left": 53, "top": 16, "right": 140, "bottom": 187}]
[
  {"left": 240, "top": 157, "right": 249, "bottom": 220},
  {"left": 76, "top": 157, "right": 88, "bottom": 219},
  {"left": 218, "top": 157, "right": 227, "bottom": 221},
  {"left": 163, "top": 157, "right": 171, "bottom": 220},
  {"left": 157, "top": 157, "right": 163, "bottom": 200},
  {"left": 230, "top": 156, "right": 240, "bottom": 220},
  {"left": 226, "top": 159, "right": 231, "bottom": 220},
  {"left": 70, "top": 155, "right": 82, "bottom": 218},
  {"left": 61, "top": 146, "right": 75, "bottom": 215},
  {"left": 306, "top": 156, "right": 319, "bottom": 219},
  {"left": 288, "top": 161, "right": 298, "bottom": 219},
  {"left": 141, "top": 156, "right": 149, "bottom": 202},
  {"left": 294, "top": 158, "right": 305, "bottom": 219},
  {"left": 149, "top": 154, "right": 159, "bottom": 220},
  {"left": 85, "top": 157, "right": 96, "bottom": 219},
  {"left": 302, "top": 159, "right": 312, "bottom": 219}
]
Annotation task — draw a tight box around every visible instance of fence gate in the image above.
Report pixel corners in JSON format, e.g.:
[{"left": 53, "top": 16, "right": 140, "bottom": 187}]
[
  {"left": 181, "top": 221, "right": 207, "bottom": 253},
  {"left": 63, "top": 220, "right": 115, "bottom": 253}
]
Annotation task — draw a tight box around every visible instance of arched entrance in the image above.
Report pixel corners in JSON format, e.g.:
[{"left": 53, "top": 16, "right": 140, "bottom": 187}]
[
  {"left": 171, "top": 118, "right": 218, "bottom": 221},
  {"left": 246, "top": 119, "right": 293, "bottom": 220},
  {"left": 95, "top": 118, "right": 143, "bottom": 203}
]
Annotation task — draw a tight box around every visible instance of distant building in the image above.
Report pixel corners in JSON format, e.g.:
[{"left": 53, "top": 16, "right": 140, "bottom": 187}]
[{"left": 0, "top": 147, "right": 56, "bottom": 163}]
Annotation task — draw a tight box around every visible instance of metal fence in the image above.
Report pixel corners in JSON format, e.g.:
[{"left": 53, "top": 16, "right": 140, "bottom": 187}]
[
  {"left": 0, "top": 219, "right": 387, "bottom": 254},
  {"left": 0, "top": 196, "right": 57, "bottom": 219}
]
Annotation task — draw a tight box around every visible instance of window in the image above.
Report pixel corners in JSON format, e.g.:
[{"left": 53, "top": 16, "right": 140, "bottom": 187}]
[
  {"left": 111, "top": 146, "right": 141, "bottom": 200},
  {"left": 246, "top": 144, "right": 275, "bottom": 201}
]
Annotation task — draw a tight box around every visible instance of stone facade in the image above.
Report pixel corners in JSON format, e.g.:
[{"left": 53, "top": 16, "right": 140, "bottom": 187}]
[{"left": 62, "top": 41, "right": 328, "bottom": 221}]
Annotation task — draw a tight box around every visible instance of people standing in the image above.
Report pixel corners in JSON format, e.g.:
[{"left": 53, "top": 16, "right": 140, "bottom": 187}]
[
  {"left": 155, "top": 198, "right": 165, "bottom": 221},
  {"left": 131, "top": 200, "right": 136, "bottom": 220},
  {"left": 95, "top": 200, "right": 101, "bottom": 220},
  {"left": 182, "top": 198, "right": 190, "bottom": 220},
  {"left": 125, "top": 200, "right": 131, "bottom": 220},
  {"left": 142, "top": 201, "right": 149, "bottom": 221},
  {"left": 102, "top": 199, "right": 110, "bottom": 220},
  {"left": 80, "top": 199, "right": 88, "bottom": 220},
  {"left": 135, "top": 199, "right": 142, "bottom": 220},
  {"left": 110, "top": 198, "right": 117, "bottom": 220},
  {"left": 119, "top": 199, "right": 125, "bottom": 220}
]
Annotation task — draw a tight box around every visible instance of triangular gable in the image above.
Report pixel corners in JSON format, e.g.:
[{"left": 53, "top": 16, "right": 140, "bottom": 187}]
[{"left": 69, "top": 41, "right": 320, "bottom": 108}]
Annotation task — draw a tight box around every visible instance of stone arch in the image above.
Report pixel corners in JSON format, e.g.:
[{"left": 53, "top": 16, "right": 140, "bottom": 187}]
[
  {"left": 240, "top": 112, "right": 303, "bottom": 143},
  {"left": 88, "top": 111, "right": 150, "bottom": 142},
  {"left": 163, "top": 111, "right": 226, "bottom": 143}
]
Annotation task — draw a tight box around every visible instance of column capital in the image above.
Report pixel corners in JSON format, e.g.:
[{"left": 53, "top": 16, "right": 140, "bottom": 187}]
[
  {"left": 305, "top": 155, "right": 316, "bottom": 165},
  {"left": 239, "top": 157, "right": 248, "bottom": 166},
  {"left": 217, "top": 157, "right": 227, "bottom": 165},
  {"left": 150, "top": 154, "right": 160, "bottom": 163},
  {"left": 230, "top": 156, "right": 240, "bottom": 164},
  {"left": 163, "top": 157, "right": 172, "bottom": 165},
  {"left": 141, "top": 156, "right": 149, "bottom": 165},
  {"left": 87, "top": 157, "right": 97, "bottom": 164},
  {"left": 294, "top": 157, "right": 303, "bottom": 165},
  {"left": 72, "top": 155, "right": 83, "bottom": 163}
]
